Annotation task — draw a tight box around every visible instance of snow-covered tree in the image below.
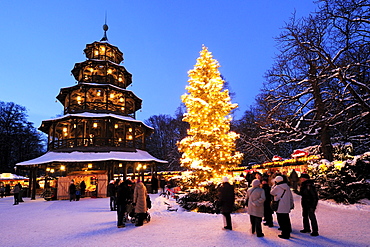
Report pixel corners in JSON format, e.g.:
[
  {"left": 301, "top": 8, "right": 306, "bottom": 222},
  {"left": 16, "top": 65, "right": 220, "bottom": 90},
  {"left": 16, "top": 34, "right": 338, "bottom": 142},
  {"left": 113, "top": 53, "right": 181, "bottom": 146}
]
[
  {"left": 178, "top": 46, "right": 243, "bottom": 184},
  {"left": 258, "top": 0, "right": 370, "bottom": 160}
]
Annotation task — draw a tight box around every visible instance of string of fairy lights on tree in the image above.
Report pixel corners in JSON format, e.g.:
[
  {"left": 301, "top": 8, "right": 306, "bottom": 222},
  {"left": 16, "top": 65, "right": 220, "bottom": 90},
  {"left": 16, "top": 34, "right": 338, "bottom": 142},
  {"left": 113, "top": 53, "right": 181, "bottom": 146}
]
[{"left": 178, "top": 45, "right": 243, "bottom": 185}]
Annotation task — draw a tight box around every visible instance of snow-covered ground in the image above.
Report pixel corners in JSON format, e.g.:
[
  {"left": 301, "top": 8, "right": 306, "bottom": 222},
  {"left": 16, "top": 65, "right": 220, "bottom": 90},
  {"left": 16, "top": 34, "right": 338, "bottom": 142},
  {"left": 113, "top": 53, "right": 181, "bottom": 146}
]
[{"left": 1, "top": 192, "right": 369, "bottom": 247}]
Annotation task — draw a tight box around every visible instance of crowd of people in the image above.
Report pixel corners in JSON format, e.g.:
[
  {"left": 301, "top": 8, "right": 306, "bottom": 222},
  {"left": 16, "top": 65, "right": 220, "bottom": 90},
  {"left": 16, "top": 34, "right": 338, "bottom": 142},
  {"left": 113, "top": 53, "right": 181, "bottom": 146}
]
[
  {"left": 0, "top": 182, "right": 25, "bottom": 205},
  {"left": 106, "top": 176, "right": 158, "bottom": 228},
  {"left": 218, "top": 170, "right": 319, "bottom": 240},
  {"left": 68, "top": 180, "right": 86, "bottom": 202}
]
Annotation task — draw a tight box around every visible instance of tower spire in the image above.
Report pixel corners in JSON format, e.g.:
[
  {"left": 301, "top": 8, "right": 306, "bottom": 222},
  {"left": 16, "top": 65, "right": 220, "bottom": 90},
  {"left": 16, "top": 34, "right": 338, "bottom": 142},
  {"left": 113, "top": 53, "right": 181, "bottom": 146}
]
[{"left": 101, "top": 12, "right": 108, "bottom": 42}]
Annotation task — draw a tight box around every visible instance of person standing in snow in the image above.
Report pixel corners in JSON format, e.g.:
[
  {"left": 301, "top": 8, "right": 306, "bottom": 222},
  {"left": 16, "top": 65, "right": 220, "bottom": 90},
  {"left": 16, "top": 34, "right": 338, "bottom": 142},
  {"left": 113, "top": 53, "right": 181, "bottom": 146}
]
[
  {"left": 246, "top": 179, "right": 265, "bottom": 237},
  {"left": 107, "top": 180, "right": 117, "bottom": 211},
  {"left": 133, "top": 178, "right": 148, "bottom": 226},
  {"left": 0, "top": 182, "right": 4, "bottom": 198},
  {"left": 80, "top": 180, "right": 86, "bottom": 198},
  {"left": 270, "top": 176, "right": 294, "bottom": 239},
  {"left": 262, "top": 178, "right": 274, "bottom": 227},
  {"left": 289, "top": 169, "right": 299, "bottom": 192},
  {"left": 298, "top": 173, "right": 319, "bottom": 236},
  {"left": 116, "top": 179, "right": 131, "bottom": 228},
  {"left": 218, "top": 176, "right": 235, "bottom": 230},
  {"left": 69, "top": 181, "right": 76, "bottom": 202},
  {"left": 13, "top": 183, "right": 20, "bottom": 205},
  {"left": 151, "top": 175, "right": 159, "bottom": 194}
]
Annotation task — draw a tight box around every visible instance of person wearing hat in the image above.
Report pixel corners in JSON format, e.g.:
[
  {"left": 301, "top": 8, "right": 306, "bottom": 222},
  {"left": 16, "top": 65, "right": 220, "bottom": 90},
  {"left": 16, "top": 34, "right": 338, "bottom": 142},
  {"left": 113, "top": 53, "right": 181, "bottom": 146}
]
[
  {"left": 246, "top": 179, "right": 266, "bottom": 237},
  {"left": 107, "top": 180, "right": 117, "bottom": 211},
  {"left": 218, "top": 176, "right": 235, "bottom": 230},
  {"left": 299, "top": 173, "right": 319, "bottom": 236},
  {"left": 270, "top": 176, "right": 294, "bottom": 239}
]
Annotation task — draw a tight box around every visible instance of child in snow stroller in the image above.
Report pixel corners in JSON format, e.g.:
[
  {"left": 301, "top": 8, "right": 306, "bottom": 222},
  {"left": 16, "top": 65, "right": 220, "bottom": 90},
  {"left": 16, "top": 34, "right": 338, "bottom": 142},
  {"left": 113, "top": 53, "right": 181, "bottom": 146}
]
[{"left": 128, "top": 195, "right": 151, "bottom": 226}]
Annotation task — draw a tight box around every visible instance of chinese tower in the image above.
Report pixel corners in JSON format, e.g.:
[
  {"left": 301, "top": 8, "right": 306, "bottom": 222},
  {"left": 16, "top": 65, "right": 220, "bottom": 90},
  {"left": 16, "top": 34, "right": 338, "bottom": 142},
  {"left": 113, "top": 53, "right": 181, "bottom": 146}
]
[{"left": 17, "top": 24, "right": 166, "bottom": 199}]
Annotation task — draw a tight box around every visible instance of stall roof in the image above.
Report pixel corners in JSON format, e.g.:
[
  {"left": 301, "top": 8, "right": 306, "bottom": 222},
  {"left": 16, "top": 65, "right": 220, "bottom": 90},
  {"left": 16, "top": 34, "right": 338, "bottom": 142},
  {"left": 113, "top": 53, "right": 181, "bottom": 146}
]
[
  {"left": 16, "top": 149, "right": 167, "bottom": 166},
  {"left": 0, "top": 173, "right": 29, "bottom": 180}
]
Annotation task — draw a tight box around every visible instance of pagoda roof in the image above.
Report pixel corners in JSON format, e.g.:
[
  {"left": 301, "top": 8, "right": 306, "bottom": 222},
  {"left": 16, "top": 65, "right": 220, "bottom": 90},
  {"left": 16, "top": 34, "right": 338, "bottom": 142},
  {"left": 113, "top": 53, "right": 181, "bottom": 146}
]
[
  {"left": 40, "top": 112, "right": 152, "bottom": 130},
  {"left": 59, "top": 83, "right": 141, "bottom": 100},
  {"left": 16, "top": 149, "right": 167, "bottom": 166}
]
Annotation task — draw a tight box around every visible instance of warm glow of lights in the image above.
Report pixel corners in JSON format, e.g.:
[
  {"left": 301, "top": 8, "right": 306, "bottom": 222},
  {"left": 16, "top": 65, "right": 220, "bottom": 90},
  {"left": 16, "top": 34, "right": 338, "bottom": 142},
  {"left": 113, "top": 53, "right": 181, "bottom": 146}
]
[
  {"left": 178, "top": 45, "right": 243, "bottom": 185},
  {"left": 118, "top": 77, "right": 123, "bottom": 82},
  {"left": 88, "top": 163, "right": 93, "bottom": 169},
  {"left": 93, "top": 122, "right": 98, "bottom": 128},
  {"left": 118, "top": 138, "right": 122, "bottom": 142},
  {"left": 50, "top": 169, "right": 55, "bottom": 173},
  {"left": 46, "top": 167, "right": 50, "bottom": 172},
  {"left": 119, "top": 98, "right": 124, "bottom": 102},
  {"left": 60, "top": 165, "right": 65, "bottom": 171},
  {"left": 128, "top": 135, "right": 133, "bottom": 140},
  {"left": 100, "top": 46, "right": 105, "bottom": 52},
  {"left": 128, "top": 128, "right": 132, "bottom": 132},
  {"left": 63, "top": 127, "right": 68, "bottom": 133},
  {"left": 110, "top": 93, "right": 114, "bottom": 98},
  {"left": 97, "top": 90, "right": 101, "bottom": 96},
  {"left": 94, "top": 50, "right": 98, "bottom": 56},
  {"left": 119, "top": 163, "right": 123, "bottom": 168},
  {"left": 77, "top": 96, "right": 82, "bottom": 101},
  {"left": 73, "top": 124, "right": 77, "bottom": 128},
  {"left": 114, "top": 124, "right": 118, "bottom": 129},
  {"left": 107, "top": 69, "right": 112, "bottom": 74},
  {"left": 136, "top": 163, "right": 142, "bottom": 171}
]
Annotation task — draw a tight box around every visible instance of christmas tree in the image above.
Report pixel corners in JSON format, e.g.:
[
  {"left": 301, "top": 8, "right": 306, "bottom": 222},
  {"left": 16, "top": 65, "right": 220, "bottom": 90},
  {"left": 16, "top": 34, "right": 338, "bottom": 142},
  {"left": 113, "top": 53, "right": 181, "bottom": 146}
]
[{"left": 178, "top": 45, "right": 243, "bottom": 185}]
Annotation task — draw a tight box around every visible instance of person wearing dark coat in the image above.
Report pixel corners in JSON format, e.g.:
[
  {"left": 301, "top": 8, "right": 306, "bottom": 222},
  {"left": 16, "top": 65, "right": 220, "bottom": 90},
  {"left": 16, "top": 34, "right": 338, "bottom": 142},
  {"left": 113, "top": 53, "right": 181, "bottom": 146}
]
[
  {"left": 218, "top": 176, "right": 235, "bottom": 230},
  {"left": 262, "top": 178, "right": 274, "bottom": 227},
  {"left": 80, "top": 181, "right": 86, "bottom": 198},
  {"left": 298, "top": 173, "right": 319, "bottom": 236},
  {"left": 18, "top": 183, "right": 24, "bottom": 202},
  {"left": 69, "top": 181, "right": 76, "bottom": 202},
  {"left": 107, "top": 180, "right": 117, "bottom": 211},
  {"left": 289, "top": 169, "right": 299, "bottom": 192},
  {"left": 5, "top": 184, "right": 11, "bottom": 196},
  {"left": 151, "top": 176, "right": 159, "bottom": 194},
  {"left": 13, "top": 184, "right": 20, "bottom": 205},
  {"left": 116, "top": 180, "right": 131, "bottom": 228}
]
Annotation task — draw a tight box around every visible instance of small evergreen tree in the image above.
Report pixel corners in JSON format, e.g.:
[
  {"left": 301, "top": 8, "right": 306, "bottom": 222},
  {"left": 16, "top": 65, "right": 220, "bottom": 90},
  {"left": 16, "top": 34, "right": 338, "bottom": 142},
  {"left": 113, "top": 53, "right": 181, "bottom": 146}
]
[{"left": 178, "top": 46, "right": 243, "bottom": 186}]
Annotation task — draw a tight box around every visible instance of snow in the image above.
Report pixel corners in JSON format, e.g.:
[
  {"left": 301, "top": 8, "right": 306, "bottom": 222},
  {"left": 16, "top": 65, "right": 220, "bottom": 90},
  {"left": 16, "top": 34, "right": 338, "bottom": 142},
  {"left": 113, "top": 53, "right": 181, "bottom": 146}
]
[
  {"left": 16, "top": 149, "right": 167, "bottom": 166},
  {"left": 1, "top": 192, "right": 369, "bottom": 247}
]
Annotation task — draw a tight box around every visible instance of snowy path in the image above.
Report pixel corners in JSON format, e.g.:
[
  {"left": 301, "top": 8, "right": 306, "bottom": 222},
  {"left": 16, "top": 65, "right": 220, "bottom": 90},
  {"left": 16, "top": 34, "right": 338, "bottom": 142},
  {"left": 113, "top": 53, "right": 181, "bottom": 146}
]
[{"left": 0, "top": 192, "right": 369, "bottom": 247}]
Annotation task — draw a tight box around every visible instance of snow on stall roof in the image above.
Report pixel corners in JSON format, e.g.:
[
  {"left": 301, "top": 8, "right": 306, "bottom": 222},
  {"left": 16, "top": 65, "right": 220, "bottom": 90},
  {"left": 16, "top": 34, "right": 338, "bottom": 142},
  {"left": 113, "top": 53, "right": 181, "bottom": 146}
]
[
  {"left": 41, "top": 112, "right": 152, "bottom": 129},
  {"left": 16, "top": 149, "right": 167, "bottom": 166}
]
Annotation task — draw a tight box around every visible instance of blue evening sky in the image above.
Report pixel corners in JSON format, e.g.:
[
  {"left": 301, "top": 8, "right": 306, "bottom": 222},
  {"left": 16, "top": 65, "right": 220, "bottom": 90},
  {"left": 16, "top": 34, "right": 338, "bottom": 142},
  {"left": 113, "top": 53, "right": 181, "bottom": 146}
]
[{"left": 0, "top": 1, "right": 317, "bottom": 128}]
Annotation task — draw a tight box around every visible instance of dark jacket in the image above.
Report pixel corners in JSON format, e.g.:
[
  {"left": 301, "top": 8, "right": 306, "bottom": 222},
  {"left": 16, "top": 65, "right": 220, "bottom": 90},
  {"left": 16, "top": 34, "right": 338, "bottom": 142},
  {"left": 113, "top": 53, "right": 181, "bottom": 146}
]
[
  {"left": 151, "top": 177, "right": 159, "bottom": 190},
  {"left": 116, "top": 182, "right": 131, "bottom": 205},
  {"left": 69, "top": 184, "right": 76, "bottom": 194},
  {"left": 107, "top": 183, "right": 116, "bottom": 197},
  {"left": 262, "top": 183, "right": 273, "bottom": 212},
  {"left": 218, "top": 182, "right": 235, "bottom": 213},
  {"left": 300, "top": 179, "right": 319, "bottom": 209}
]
